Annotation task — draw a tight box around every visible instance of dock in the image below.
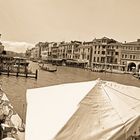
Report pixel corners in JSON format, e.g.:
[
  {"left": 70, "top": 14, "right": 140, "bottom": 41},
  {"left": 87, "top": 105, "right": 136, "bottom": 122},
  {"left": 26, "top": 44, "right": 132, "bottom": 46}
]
[
  {"left": 0, "top": 55, "right": 38, "bottom": 79},
  {"left": 0, "top": 69, "right": 38, "bottom": 79}
]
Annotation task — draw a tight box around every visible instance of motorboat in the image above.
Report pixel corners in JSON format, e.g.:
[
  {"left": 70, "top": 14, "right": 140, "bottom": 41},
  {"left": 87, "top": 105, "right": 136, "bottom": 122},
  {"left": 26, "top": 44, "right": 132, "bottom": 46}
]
[{"left": 39, "top": 63, "right": 57, "bottom": 72}]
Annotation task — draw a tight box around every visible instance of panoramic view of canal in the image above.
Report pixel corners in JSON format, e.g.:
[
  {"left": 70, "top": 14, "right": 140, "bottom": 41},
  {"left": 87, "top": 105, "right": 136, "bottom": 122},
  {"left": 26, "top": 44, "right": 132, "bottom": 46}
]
[{"left": 0, "top": 61, "right": 140, "bottom": 122}]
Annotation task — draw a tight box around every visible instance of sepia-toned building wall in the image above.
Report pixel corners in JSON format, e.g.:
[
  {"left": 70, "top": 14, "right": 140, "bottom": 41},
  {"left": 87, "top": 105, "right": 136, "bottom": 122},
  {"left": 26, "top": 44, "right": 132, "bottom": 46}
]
[
  {"left": 41, "top": 42, "right": 52, "bottom": 60},
  {"left": 30, "top": 47, "right": 36, "bottom": 59},
  {"left": 69, "top": 41, "right": 82, "bottom": 60},
  {"left": 58, "top": 42, "right": 68, "bottom": 60},
  {"left": 90, "top": 37, "right": 122, "bottom": 70},
  {"left": 78, "top": 41, "right": 92, "bottom": 67},
  {"left": 27, "top": 37, "right": 140, "bottom": 72},
  {"left": 30, "top": 42, "right": 42, "bottom": 60},
  {"left": 121, "top": 39, "right": 140, "bottom": 72},
  {"left": 40, "top": 42, "right": 48, "bottom": 60},
  {"left": 51, "top": 42, "right": 59, "bottom": 59},
  {"left": 58, "top": 41, "right": 82, "bottom": 60}
]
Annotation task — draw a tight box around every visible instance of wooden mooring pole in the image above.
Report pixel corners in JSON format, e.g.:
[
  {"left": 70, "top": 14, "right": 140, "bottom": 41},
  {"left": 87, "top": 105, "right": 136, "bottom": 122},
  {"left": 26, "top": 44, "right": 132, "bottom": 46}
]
[
  {"left": 35, "top": 70, "right": 38, "bottom": 79},
  {"left": 0, "top": 67, "right": 38, "bottom": 79},
  {"left": 7, "top": 67, "right": 9, "bottom": 76},
  {"left": 26, "top": 71, "right": 28, "bottom": 78},
  {"left": 25, "top": 65, "right": 28, "bottom": 78},
  {"left": 16, "top": 67, "right": 19, "bottom": 77}
]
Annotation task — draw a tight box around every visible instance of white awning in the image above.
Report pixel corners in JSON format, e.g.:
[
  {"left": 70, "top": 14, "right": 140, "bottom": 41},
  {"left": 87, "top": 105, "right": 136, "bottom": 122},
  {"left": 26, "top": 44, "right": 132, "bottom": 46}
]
[{"left": 25, "top": 80, "right": 140, "bottom": 140}]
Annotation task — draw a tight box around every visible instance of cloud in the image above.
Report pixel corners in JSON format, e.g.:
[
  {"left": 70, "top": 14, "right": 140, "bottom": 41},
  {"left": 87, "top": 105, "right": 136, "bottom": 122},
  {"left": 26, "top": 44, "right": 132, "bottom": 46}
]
[{"left": 2, "top": 41, "right": 34, "bottom": 53}]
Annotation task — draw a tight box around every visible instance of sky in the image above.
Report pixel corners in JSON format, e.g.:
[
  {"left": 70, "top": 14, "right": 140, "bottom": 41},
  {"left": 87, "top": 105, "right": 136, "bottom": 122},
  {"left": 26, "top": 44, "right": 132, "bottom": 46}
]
[
  {"left": 2, "top": 41, "right": 34, "bottom": 53},
  {"left": 0, "top": 0, "right": 140, "bottom": 52}
]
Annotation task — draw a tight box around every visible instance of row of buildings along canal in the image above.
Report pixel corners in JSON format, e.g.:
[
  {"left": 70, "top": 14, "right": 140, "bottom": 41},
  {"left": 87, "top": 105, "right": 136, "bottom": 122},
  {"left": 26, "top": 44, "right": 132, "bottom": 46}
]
[{"left": 26, "top": 37, "right": 140, "bottom": 73}]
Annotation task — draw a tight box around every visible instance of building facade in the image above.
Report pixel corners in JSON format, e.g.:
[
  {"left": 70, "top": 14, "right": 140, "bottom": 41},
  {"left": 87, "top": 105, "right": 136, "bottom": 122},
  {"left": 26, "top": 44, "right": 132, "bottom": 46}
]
[
  {"left": 58, "top": 41, "right": 82, "bottom": 60},
  {"left": 121, "top": 39, "right": 140, "bottom": 72},
  {"left": 58, "top": 42, "right": 68, "bottom": 60},
  {"left": 78, "top": 41, "right": 92, "bottom": 67},
  {"left": 90, "top": 37, "right": 122, "bottom": 70},
  {"left": 40, "top": 42, "right": 49, "bottom": 60},
  {"left": 27, "top": 37, "right": 140, "bottom": 72},
  {"left": 30, "top": 47, "right": 36, "bottom": 59},
  {"left": 51, "top": 43, "right": 59, "bottom": 59}
]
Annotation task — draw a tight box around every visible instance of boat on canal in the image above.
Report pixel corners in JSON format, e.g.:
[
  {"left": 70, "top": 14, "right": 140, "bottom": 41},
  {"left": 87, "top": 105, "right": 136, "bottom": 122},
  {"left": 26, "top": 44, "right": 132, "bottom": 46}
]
[
  {"left": 0, "top": 82, "right": 25, "bottom": 140},
  {"left": 39, "top": 63, "right": 57, "bottom": 72},
  {"left": 132, "top": 72, "right": 140, "bottom": 79}
]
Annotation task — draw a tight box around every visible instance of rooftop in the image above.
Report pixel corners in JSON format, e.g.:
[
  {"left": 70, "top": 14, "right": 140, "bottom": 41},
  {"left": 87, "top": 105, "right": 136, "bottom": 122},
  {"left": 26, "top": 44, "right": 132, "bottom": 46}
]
[{"left": 123, "top": 39, "right": 140, "bottom": 45}]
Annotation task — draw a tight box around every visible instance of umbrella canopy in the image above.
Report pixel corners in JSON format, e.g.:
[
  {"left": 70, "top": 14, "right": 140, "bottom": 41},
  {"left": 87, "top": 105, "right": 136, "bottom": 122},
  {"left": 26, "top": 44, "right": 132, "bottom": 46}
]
[{"left": 25, "top": 80, "right": 140, "bottom": 140}]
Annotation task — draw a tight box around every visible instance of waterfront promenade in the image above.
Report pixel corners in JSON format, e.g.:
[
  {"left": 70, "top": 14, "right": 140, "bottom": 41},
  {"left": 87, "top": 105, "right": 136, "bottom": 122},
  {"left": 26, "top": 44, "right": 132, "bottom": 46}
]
[{"left": 0, "top": 62, "right": 140, "bottom": 122}]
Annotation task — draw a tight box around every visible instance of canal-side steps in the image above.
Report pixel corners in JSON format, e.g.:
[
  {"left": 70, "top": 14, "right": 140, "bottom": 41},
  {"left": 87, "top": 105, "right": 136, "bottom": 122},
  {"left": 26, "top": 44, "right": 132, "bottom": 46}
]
[{"left": 0, "top": 82, "right": 25, "bottom": 140}]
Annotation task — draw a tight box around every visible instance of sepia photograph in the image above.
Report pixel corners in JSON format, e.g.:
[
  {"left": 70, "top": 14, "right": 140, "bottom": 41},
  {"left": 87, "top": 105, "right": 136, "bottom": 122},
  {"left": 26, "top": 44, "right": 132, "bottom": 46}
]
[{"left": 0, "top": 0, "right": 140, "bottom": 140}]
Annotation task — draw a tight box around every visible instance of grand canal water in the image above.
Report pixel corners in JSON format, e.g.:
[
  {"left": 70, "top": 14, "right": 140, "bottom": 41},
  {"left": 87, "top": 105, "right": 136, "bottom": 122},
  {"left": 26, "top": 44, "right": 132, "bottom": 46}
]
[{"left": 0, "top": 62, "right": 140, "bottom": 122}]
